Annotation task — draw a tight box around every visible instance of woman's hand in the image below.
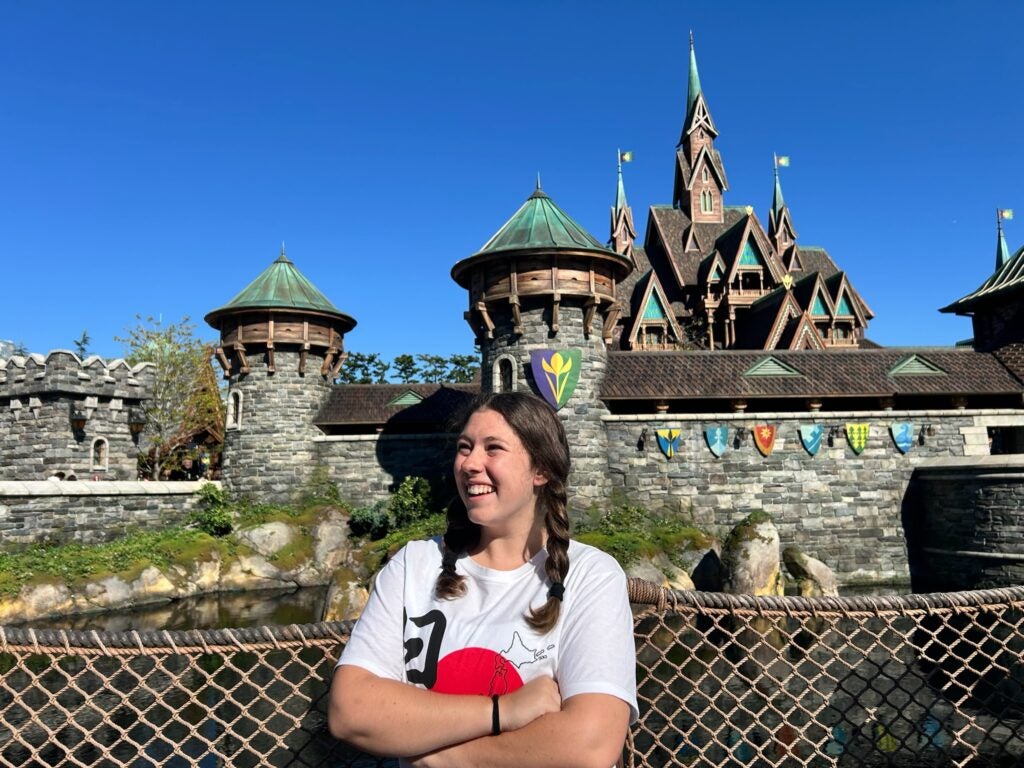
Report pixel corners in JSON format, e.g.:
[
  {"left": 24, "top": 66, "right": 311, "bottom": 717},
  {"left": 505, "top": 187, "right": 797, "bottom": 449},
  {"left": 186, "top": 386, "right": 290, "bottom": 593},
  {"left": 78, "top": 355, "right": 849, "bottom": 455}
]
[{"left": 499, "top": 676, "right": 561, "bottom": 731}]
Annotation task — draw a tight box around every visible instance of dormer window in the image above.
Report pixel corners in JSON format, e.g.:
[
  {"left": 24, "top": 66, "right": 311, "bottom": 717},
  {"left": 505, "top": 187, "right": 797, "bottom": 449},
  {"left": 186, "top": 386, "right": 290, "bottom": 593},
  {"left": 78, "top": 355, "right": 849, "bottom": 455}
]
[{"left": 702, "top": 168, "right": 709, "bottom": 182}]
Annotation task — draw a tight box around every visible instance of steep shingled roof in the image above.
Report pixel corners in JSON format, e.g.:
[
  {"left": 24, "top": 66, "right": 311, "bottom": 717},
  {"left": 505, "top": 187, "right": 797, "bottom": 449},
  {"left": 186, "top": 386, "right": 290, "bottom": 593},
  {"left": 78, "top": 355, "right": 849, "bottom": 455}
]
[{"left": 601, "top": 348, "right": 1023, "bottom": 400}]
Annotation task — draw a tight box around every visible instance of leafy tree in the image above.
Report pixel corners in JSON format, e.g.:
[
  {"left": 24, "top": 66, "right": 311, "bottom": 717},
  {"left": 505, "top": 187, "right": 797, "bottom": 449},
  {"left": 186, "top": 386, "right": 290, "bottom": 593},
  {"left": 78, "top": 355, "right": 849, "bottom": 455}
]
[
  {"left": 72, "top": 330, "right": 91, "bottom": 358},
  {"left": 336, "top": 352, "right": 390, "bottom": 384},
  {"left": 445, "top": 353, "right": 479, "bottom": 383},
  {"left": 391, "top": 354, "right": 420, "bottom": 384},
  {"left": 116, "top": 315, "right": 224, "bottom": 479},
  {"left": 416, "top": 354, "right": 449, "bottom": 383}
]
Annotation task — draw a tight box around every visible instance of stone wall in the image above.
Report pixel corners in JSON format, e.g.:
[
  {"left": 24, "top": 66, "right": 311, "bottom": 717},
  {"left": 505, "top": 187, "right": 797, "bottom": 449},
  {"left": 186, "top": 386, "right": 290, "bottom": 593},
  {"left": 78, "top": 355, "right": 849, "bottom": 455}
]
[
  {"left": 314, "top": 434, "right": 454, "bottom": 508},
  {"left": 221, "top": 349, "right": 333, "bottom": 502},
  {"left": 0, "top": 480, "right": 213, "bottom": 547},
  {"left": 603, "top": 408, "right": 1024, "bottom": 585},
  {"left": 480, "top": 295, "right": 612, "bottom": 512},
  {"left": 0, "top": 351, "right": 152, "bottom": 481},
  {"left": 904, "top": 454, "right": 1024, "bottom": 592}
]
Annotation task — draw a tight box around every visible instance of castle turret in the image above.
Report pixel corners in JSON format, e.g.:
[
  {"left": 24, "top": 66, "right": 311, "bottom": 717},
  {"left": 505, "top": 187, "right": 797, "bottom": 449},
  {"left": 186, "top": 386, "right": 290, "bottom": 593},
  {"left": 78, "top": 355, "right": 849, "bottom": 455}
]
[
  {"left": 206, "top": 247, "right": 356, "bottom": 501},
  {"left": 451, "top": 182, "right": 632, "bottom": 512}
]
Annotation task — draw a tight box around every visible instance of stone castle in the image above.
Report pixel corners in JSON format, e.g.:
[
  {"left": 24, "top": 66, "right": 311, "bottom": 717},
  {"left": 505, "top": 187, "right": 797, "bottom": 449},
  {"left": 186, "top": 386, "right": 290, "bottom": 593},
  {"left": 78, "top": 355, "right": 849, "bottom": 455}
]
[{"left": 3, "top": 40, "right": 1024, "bottom": 587}]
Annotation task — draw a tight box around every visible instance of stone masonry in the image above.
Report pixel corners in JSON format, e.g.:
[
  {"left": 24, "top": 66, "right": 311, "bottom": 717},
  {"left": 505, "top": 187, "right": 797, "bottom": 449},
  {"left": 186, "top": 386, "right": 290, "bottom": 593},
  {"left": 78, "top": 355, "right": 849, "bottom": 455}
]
[
  {"left": 221, "top": 349, "right": 334, "bottom": 502},
  {"left": 0, "top": 351, "right": 153, "bottom": 481},
  {"left": 480, "top": 295, "right": 612, "bottom": 514},
  {"left": 0, "top": 480, "right": 212, "bottom": 546}
]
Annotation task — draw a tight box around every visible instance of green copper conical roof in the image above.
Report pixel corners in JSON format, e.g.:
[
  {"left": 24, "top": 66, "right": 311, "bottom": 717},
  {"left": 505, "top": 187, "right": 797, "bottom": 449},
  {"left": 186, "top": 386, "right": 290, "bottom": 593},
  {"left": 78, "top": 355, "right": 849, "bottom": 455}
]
[
  {"left": 472, "top": 182, "right": 612, "bottom": 256},
  {"left": 205, "top": 246, "right": 354, "bottom": 326}
]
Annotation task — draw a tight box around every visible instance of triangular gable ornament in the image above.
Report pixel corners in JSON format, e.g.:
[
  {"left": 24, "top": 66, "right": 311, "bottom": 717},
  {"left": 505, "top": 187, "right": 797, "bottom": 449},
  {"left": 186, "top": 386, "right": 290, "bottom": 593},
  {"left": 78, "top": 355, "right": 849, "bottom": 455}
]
[
  {"left": 753, "top": 425, "right": 777, "bottom": 457},
  {"left": 799, "top": 424, "right": 824, "bottom": 456},
  {"left": 846, "top": 423, "right": 869, "bottom": 455},
  {"left": 704, "top": 425, "right": 729, "bottom": 458},
  {"left": 890, "top": 422, "right": 915, "bottom": 454},
  {"left": 530, "top": 350, "right": 582, "bottom": 410},
  {"left": 656, "top": 428, "right": 681, "bottom": 459}
]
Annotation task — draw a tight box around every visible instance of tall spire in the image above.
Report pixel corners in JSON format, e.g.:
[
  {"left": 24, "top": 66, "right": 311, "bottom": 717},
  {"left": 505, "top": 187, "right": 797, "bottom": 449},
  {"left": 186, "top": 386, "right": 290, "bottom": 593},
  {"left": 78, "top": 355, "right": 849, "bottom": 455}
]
[
  {"left": 679, "top": 32, "right": 706, "bottom": 147},
  {"left": 771, "top": 155, "right": 786, "bottom": 221},
  {"left": 610, "top": 150, "right": 636, "bottom": 258},
  {"left": 996, "top": 210, "right": 1011, "bottom": 272}
]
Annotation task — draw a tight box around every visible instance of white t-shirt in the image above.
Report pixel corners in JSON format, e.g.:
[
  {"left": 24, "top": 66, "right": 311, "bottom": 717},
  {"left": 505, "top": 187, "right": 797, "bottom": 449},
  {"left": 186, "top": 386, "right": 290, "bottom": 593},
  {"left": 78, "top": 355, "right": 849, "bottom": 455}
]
[{"left": 339, "top": 537, "right": 638, "bottom": 724}]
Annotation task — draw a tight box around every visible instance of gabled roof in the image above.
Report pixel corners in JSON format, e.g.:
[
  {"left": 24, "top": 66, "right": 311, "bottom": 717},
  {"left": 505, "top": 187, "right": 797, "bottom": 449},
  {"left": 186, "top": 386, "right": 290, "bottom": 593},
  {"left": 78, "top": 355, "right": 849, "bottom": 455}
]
[
  {"left": 825, "top": 271, "right": 875, "bottom": 323},
  {"left": 777, "top": 313, "right": 826, "bottom": 350},
  {"left": 625, "top": 272, "right": 685, "bottom": 349},
  {"left": 685, "top": 145, "right": 729, "bottom": 191},
  {"left": 941, "top": 241, "right": 1024, "bottom": 314},
  {"left": 720, "top": 215, "right": 784, "bottom": 284},
  {"left": 601, "top": 348, "right": 1023, "bottom": 401},
  {"left": 205, "top": 249, "right": 354, "bottom": 325}
]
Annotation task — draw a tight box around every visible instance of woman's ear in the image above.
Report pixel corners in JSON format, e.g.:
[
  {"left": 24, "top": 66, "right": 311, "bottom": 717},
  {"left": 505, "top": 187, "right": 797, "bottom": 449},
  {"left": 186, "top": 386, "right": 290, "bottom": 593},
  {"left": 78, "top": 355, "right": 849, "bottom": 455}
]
[{"left": 532, "top": 470, "right": 549, "bottom": 488}]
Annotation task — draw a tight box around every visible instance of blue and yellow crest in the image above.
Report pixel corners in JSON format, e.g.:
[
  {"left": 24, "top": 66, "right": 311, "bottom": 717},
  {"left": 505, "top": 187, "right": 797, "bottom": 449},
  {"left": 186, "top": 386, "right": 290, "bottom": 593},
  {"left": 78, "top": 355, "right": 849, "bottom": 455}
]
[
  {"left": 799, "top": 424, "right": 824, "bottom": 456},
  {"left": 890, "top": 422, "right": 914, "bottom": 454},
  {"left": 704, "top": 425, "right": 729, "bottom": 458},
  {"left": 656, "top": 428, "right": 681, "bottom": 459},
  {"left": 529, "top": 349, "right": 581, "bottom": 410},
  {"left": 846, "top": 423, "right": 869, "bottom": 455}
]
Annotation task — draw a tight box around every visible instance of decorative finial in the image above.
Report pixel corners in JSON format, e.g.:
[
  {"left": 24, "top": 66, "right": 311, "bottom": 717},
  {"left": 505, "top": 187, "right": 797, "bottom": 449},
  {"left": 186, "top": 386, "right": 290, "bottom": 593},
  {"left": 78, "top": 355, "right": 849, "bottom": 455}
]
[
  {"left": 689, "top": 30, "right": 694, "bottom": 49},
  {"left": 280, "top": 241, "right": 287, "bottom": 256},
  {"left": 536, "top": 172, "right": 542, "bottom": 191}
]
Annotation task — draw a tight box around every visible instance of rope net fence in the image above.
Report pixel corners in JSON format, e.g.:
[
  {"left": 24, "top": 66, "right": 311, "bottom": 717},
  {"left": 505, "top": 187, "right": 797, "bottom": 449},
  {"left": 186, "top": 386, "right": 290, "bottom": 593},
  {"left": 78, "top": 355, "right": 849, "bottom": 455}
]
[{"left": 0, "top": 581, "right": 1020, "bottom": 767}]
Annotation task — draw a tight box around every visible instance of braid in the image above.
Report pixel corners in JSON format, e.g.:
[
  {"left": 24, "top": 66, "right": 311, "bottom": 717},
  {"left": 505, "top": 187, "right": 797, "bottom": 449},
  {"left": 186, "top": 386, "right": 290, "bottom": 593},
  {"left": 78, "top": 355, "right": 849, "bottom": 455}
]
[
  {"left": 435, "top": 498, "right": 479, "bottom": 600},
  {"left": 526, "top": 476, "right": 571, "bottom": 633}
]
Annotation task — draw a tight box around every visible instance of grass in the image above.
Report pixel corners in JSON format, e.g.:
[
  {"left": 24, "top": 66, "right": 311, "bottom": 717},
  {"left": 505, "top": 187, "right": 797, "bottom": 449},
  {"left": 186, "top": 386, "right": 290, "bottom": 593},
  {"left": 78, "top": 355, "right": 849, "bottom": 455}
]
[{"left": 0, "top": 528, "right": 217, "bottom": 597}]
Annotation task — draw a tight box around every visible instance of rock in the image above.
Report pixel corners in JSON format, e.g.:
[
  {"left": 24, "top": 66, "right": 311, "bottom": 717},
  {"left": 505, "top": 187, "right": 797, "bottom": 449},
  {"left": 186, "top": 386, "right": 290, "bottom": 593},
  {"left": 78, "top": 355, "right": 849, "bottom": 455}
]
[
  {"left": 221, "top": 554, "right": 288, "bottom": 591},
  {"left": 131, "top": 566, "right": 179, "bottom": 601},
  {"left": 235, "top": 522, "right": 293, "bottom": 558},
  {"left": 722, "top": 511, "right": 784, "bottom": 597},
  {"left": 323, "top": 579, "right": 370, "bottom": 621},
  {"left": 783, "top": 546, "right": 838, "bottom": 597},
  {"left": 625, "top": 556, "right": 695, "bottom": 592},
  {"left": 314, "top": 512, "right": 351, "bottom": 572}
]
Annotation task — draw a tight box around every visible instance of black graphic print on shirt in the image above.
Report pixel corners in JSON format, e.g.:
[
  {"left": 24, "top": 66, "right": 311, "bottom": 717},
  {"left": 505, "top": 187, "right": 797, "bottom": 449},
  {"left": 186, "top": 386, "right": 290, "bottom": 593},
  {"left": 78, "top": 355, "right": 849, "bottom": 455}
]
[{"left": 405, "top": 610, "right": 554, "bottom": 696}]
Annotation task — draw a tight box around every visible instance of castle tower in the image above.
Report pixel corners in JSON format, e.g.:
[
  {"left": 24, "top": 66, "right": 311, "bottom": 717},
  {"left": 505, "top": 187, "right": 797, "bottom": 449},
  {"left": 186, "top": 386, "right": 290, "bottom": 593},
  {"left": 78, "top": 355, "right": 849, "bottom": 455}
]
[
  {"left": 451, "top": 182, "right": 633, "bottom": 513},
  {"left": 609, "top": 154, "right": 637, "bottom": 259},
  {"left": 205, "top": 247, "right": 356, "bottom": 501},
  {"left": 673, "top": 34, "right": 728, "bottom": 222}
]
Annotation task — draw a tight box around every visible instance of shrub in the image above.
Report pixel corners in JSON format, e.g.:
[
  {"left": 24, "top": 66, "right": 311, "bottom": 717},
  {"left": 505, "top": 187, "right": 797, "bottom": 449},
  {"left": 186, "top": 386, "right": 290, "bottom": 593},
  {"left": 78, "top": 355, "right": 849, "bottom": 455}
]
[
  {"left": 390, "top": 476, "right": 434, "bottom": 528},
  {"left": 348, "top": 501, "right": 391, "bottom": 540},
  {"left": 189, "top": 482, "right": 233, "bottom": 537}
]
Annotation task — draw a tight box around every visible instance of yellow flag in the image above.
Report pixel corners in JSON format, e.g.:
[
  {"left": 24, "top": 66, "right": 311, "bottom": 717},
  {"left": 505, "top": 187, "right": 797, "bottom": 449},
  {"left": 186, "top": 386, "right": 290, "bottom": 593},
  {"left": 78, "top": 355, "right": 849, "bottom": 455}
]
[
  {"left": 619, "top": 150, "right": 634, "bottom": 163},
  {"left": 999, "top": 208, "right": 1014, "bottom": 220},
  {"left": 777, "top": 156, "right": 791, "bottom": 167}
]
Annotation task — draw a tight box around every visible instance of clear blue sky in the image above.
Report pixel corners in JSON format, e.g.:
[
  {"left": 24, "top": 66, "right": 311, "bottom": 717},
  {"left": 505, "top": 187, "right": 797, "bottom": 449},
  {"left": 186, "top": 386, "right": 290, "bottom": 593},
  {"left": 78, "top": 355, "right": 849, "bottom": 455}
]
[{"left": 2, "top": 1, "right": 1022, "bottom": 364}]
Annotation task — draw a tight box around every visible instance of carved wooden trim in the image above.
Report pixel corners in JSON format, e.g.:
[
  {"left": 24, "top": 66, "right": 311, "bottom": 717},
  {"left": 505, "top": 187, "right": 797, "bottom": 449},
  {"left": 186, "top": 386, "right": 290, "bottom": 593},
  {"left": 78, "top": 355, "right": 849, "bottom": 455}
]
[
  {"left": 234, "top": 342, "right": 250, "bottom": 374},
  {"left": 583, "top": 297, "right": 597, "bottom": 339},
  {"left": 476, "top": 301, "right": 495, "bottom": 339},
  {"left": 215, "top": 347, "right": 230, "bottom": 377},
  {"left": 603, "top": 304, "right": 620, "bottom": 344}
]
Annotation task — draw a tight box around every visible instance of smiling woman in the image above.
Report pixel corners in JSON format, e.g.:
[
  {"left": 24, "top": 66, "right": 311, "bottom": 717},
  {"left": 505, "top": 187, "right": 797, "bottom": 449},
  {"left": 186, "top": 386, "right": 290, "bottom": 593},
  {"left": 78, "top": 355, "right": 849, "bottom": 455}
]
[{"left": 329, "top": 391, "right": 638, "bottom": 768}]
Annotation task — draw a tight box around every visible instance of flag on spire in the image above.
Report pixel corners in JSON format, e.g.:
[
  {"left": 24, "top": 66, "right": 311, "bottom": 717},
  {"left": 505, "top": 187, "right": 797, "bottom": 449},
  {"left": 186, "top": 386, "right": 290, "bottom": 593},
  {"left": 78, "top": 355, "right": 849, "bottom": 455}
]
[
  {"left": 775, "top": 155, "right": 791, "bottom": 168},
  {"left": 998, "top": 208, "right": 1014, "bottom": 220},
  {"left": 619, "top": 150, "right": 633, "bottom": 163}
]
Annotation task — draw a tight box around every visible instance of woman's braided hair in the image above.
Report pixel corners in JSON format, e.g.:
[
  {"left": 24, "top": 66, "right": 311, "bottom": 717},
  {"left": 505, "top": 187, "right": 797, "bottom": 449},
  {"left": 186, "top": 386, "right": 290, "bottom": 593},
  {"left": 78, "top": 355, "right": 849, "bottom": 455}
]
[{"left": 436, "top": 391, "right": 571, "bottom": 633}]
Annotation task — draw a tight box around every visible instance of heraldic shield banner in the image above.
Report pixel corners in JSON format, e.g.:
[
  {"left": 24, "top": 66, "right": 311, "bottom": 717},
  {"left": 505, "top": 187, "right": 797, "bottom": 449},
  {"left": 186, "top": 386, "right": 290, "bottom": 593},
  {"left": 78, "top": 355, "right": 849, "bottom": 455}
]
[
  {"left": 799, "top": 424, "right": 824, "bottom": 456},
  {"left": 656, "top": 428, "right": 681, "bottom": 459},
  {"left": 705, "top": 425, "right": 729, "bottom": 458},
  {"left": 753, "top": 425, "right": 777, "bottom": 457},
  {"left": 890, "top": 422, "right": 915, "bottom": 454},
  {"left": 846, "top": 423, "right": 869, "bottom": 455},
  {"left": 530, "top": 350, "right": 581, "bottom": 410}
]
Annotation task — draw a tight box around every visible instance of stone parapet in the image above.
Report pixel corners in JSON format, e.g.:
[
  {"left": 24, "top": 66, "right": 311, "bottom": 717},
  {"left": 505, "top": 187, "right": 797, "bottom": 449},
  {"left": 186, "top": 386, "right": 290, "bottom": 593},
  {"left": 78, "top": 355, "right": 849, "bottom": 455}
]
[
  {"left": 0, "top": 350, "right": 154, "bottom": 399},
  {"left": 0, "top": 480, "right": 215, "bottom": 547}
]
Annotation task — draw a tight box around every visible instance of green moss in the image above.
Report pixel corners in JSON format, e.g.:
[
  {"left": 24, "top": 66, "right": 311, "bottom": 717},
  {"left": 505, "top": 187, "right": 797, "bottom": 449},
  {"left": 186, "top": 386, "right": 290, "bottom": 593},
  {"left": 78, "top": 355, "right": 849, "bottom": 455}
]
[
  {"left": 269, "top": 532, "right": 314, "bottom": 572},
  {"left": 574, "top": 503, "right": 716, "bottom": 569},
  {"left": 361, "top": 512, "right": 447, "bottom": 576},
  {"left": 0, "top": 529, "right": 213, "bottom": 597}
]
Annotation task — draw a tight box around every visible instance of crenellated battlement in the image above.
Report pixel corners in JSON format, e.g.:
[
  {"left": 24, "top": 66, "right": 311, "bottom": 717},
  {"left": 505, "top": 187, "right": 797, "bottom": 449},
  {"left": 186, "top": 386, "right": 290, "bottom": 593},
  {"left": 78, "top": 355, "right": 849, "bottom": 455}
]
[{"left": 0, "top": 350, "right": 154, "bottom": 400}]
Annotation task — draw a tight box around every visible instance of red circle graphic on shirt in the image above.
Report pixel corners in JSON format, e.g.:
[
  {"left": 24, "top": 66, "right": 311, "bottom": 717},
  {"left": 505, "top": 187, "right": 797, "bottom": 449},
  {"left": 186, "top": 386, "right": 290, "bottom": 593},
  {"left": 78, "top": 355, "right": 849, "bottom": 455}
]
[{"left": 432, "top": 648, "right": 523, "bottom": 696}]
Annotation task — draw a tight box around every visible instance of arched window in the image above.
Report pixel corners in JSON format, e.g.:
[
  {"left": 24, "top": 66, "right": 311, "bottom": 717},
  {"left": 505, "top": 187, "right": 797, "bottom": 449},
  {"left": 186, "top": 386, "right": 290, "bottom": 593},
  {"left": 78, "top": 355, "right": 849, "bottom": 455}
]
[
  {"left": 91, "top": 438, "right": 109, "bottom": 471},
  {"left": 702, "top": 167, "right": 709, "bottom": 183},
  {"left": 701, "top": 190, "right": 713, "bottom": 213},
  {"left": 492, "top": 355, "right": 517, "bottom": 393},
  {"left": 227, "top": 390, "right": 243, "bottom": 429}
]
